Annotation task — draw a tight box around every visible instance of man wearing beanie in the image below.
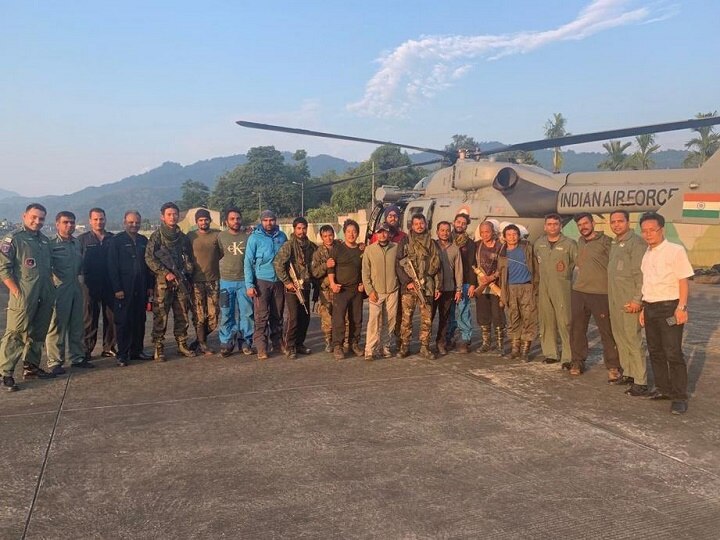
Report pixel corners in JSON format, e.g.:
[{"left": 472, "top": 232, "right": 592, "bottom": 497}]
[
  {"left": 245, "top": 209, "right": 287, "bottom": 360},
  {"left": 145, "top": 202, "right": 196, "bottom": 361},
  {"left": 274, "top": 216, "right": 316, "bottom": 359},
  {"left": 187, "top": 208, "right": 222, "bottom": 355}
]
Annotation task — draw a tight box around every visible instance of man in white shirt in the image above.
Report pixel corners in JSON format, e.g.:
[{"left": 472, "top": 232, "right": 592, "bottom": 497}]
[{"left": 639, "top": 212, "right": 694, "bottom": 415}]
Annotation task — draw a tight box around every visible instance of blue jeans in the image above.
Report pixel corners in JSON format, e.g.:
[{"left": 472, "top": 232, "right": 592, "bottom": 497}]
[
  {"left": 448, "top": 283, "right": 474, "bottom": 342},
  {"left": 219, "top": 280, "right": 254, "bottom": 348}
]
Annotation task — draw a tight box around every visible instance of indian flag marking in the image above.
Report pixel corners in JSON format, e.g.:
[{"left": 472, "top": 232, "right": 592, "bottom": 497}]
[{"left": 682, "top": 193, "right": 720, "bottom": 219}]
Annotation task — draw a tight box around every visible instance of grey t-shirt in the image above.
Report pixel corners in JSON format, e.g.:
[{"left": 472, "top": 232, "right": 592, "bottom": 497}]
[{"left": 217, "top": 230, "right": 249, "bottom": 281}]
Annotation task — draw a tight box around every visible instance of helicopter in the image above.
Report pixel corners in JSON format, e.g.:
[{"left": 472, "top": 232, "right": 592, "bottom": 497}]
[{"left": 236, "top": 117, "right": 720, "bottom": 265}]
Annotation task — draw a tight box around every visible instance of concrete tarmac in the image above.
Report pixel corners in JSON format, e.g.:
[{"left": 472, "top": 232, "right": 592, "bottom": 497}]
[{"left": 1, "top": 284, "right": 719, "bottom": 539}]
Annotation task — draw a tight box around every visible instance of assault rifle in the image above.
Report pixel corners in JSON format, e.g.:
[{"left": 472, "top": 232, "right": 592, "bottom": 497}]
[
  {"left": 471, "top": 265, "right": 502, "bottom": 297},
  {"left": 156, "top": 246, "right": 191, "bottom": 296},
  {"left": 399, "top": 257, "right": 427, "bottom": 308},
  {"left": 288, "top": 262, "right": 309, "bottom": 315}
]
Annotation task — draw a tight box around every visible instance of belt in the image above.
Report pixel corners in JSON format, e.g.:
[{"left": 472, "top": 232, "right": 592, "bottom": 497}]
[{"left": 642, "top": 299, "right": 678, "bottom": 306}]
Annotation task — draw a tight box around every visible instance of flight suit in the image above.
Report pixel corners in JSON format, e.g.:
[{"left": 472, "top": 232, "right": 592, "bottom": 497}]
[
  {"left": 46, "top": 234, "right": 85, "bottom": 368},
  {"left": 534, "top": 234, "right": 577, "bottom": 362},
  {"left": 608, "top": 230, "right": 647, "bottom": 384},
  {"left": 0, "top": 229, "right": 55, "bottom": 376}
]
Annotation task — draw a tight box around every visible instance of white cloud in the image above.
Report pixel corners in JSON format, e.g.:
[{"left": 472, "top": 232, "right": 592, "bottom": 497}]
[{"left": 347, "top": 0, "right": 673, "bottom": 117}]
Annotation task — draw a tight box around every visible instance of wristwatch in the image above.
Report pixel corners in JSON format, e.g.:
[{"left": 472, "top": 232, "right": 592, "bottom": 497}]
[{"left": 677, "top": 305, "right": 688, "bottom": 312}]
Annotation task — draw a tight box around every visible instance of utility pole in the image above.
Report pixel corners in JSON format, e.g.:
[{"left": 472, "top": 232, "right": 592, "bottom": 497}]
[{"left": 292, "top": 181, "right": 305, "bottom": 216}]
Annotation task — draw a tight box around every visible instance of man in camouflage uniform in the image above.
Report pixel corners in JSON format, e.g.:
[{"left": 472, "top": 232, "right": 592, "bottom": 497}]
[
  {"left": 46, "top": 211, "right": 88, "bottom": 374},
  {"left": 145, "top": 202, "right": 196, "bottom": 361},
  {"left": 395, "top": 213, "right": 441, "bottom": 359},
  {"left": 311, "top": 224, "right": 338, "bottom": 352},
  {"left": 274, "top": 217, "right": 317, "bottom": 359},
  {"left": 1, "top": 204, "right": 56, "bottom": 391},
  {"left": 187, "top": 209, "right": 222, "bottom": 355}
]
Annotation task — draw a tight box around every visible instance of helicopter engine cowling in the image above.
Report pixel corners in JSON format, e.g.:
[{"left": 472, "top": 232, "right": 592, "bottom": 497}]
[{"left": 449, "top": 160, "right": 555, "bottom": 193}]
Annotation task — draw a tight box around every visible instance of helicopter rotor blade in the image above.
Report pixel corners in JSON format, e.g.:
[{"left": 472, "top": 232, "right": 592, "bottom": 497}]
[
  {"left": 307, "top": 158, "right": 445, "bottom": 191},
  {"left": 236, "top": 120, "right": 451, "bottom": 158},
  {"left": 482, "top": 116, "right": 720, "bottom": 156}
]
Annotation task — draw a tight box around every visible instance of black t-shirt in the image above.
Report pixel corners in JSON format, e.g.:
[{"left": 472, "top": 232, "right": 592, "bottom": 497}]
[{"left": 329, "top": 242, "right": 362, "bottom": 287}]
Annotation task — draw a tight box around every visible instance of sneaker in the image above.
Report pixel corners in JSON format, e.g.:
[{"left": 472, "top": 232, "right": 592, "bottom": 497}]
[
  {"left": 23, "top": 366, "right": 56, "bottom": 380},
  {"left": 50, "top": 365, "right": 66, "bottom": 376},
  {"left": 2, "top": 376, "right": 19, "bottom": 392},
  {"left": 296, "top": 346, "right": 312, "bottom": 355},
  {"left": 615, "top": 376, "right": 635, "bottom": 386},
  {"left": 101, "top": 349, "right": 117, "bottom": 358},
  {"left": 219, "top": 347, "right": 233, "bottom": 358},
  {"left": 73, "top": 359, "right": 96, "bottom": 369},
  {"left": 647, "top": 390, "right": 671, "bottom": 400},
  {"left": 561, "top": 362, "right": 572, "bottom": 371},
  {"left": 117, "top": 358, "right": 129, "bottom": 367},
  {"left": 625, "top": 384, "right": 649, "bottom": 397},
  {"left": 670, "top": 401, "right": 688, "bottom": 415}
]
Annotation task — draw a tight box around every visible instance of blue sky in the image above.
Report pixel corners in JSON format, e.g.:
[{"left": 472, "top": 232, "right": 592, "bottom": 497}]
[{"left": 2, "top": 0, "right": 718, "bottom": 196}]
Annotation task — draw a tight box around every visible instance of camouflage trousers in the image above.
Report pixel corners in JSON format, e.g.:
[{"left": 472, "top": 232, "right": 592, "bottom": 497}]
[
  {"left": 316, "top": 288, "right": 334, "bottom": 342},
  {"left": 152, "top": 280, "right": 192, "bottom": 343},
  {"left": 192, "top": 280, "right": 219, "bottom": 340},
  {"left": 399, "top": 292, "right": 433, "bottom": 348}
]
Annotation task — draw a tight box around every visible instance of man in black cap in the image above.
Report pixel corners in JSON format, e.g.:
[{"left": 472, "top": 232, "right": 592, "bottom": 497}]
[{"left": 187, "top": 209, "right": 222, "bottom": 355}]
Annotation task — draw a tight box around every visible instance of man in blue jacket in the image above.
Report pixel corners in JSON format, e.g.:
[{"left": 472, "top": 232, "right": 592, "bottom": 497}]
[{"left": 244, "top": 210, "right": 287, "bottom": 360}]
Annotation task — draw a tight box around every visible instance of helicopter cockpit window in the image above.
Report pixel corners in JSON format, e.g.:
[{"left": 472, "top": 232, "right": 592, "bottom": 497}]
[{"left": 493, "top": 167, "right": 519, "bottom": 191}]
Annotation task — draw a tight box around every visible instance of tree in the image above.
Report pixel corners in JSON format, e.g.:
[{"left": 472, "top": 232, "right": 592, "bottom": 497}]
[
  {"left": 544, "top": 113, "right": 570, "bottom": 173},
  {"left": 330, "top": 146, "right": 426, "bottom": 213},
  {"left": 178, "top": 179, "right": 210, "bottom": 210},
  {"left": 495, "top": 150, "right": 540, "bottom": 166},
  {"left": 445, "top": 134, "right": 481, "bottom": 155},
  {"left": 627, "top": 134, "right": 660, "bottom": 170},
  {"left": 683, "top": 111, "right": 720, "bottom": 168},
  {"left": 208, "top": 145, "right": 309, "bottom": 218},
  {"left": 598, "top": 140, "right": 632, "bottom": 171},
  {"left": 306, "top": 203, "right": 339, "bottom": 223}
]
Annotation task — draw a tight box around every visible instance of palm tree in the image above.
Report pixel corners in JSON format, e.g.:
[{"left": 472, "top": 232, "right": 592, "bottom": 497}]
[
  {"left": 627, "top": 134, "right": 660, "bottom": 170},
  {"left": 544, "top": 113, "right": 569, "bottom": 173},
  {"left": 598, "top": 140, "right": 632, "bottom": 171},
  {"left": 684, "top": 111, "right": 720, "bottom": 168}
]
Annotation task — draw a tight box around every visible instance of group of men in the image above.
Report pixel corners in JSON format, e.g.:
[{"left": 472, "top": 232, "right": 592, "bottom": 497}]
[
  {"left": 511, "top": 210, "right": 693, "bottom": 414},
  {"left": 0, "top": 202, "right": 695, "bottom": 415}
]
